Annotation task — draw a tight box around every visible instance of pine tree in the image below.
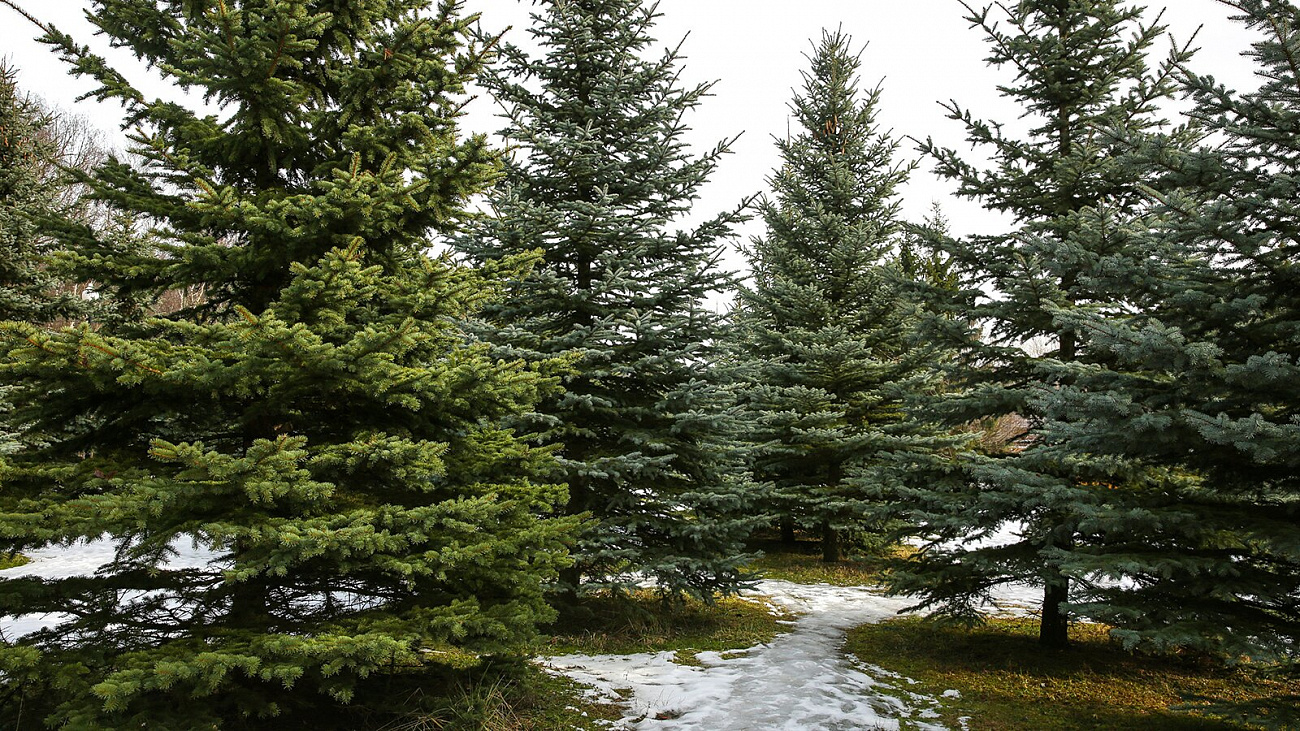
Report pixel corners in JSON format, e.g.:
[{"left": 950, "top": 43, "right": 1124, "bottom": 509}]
[
  {"left": 0, "top": 1, "right": 575, "bottom": 726},
  {"left": 455, "top": 0, "right": 757, "bottom": 598},
  {"left": 731, "top": 30, "right": 936, "bottom": 563},
  {"left": 0, "top": 62, "right": 80, "bottom": 328},
  {"left": 1036, "top": 0, "right": 1300, "bottom": 720},
  {"left": 0, "top": 62, "right": 86, "bottom": 462},
  {"left": 899, "top": 204, "right": 959, "bottom": 301},
  {"left": 882, "top": 0, "right": 1192, "bottom": 647}
]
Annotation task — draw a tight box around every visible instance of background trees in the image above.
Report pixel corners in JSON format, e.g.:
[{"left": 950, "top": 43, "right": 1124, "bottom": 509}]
[
  {"left": 456, "top": 0, "right": 757, "bottom": 599},
  {"left": 730, "top": 30, "right": 938, "bottom": 563},
  {"left": 0, "top": 1, "right": 574, "bottom": 726},
  {"left": 0, "top": 62, "right": 83, "bottom": 328}
]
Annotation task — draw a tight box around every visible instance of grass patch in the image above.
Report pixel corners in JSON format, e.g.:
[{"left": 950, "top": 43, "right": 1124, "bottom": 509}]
[
  {"left": 0, "top": 553, "right": 30, "bottom": 570},
  {"left": 471, "top": 667, "right": 625, "bottom": 731},
  {"left": 540, "top": 589, "right": 793, "bottom": 657},
  {"left": 845, "top": 616, "right": 1297, "bottom": 730},
  {"left": 283, "top": 661, "right": 625, "bottom": 731},
  {"left": 743, "top": 537, "right": 903, "bottom": 586}
]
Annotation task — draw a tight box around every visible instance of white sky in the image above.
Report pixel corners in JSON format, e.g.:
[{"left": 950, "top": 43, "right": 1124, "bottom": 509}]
[{"left": 0, "top": 1, "right": 1264, "bottom": 266}]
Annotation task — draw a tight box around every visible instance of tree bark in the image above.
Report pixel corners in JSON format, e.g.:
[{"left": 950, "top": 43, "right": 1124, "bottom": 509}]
[
  {"left": 820, "top": 521, "right": 841, "bottom": 563},
  {"left": 1039, "top": 572, "right": 1071, "bottom": 648},
  {"left": 780, "top": 517, "right": 796, "bottom": 546}
]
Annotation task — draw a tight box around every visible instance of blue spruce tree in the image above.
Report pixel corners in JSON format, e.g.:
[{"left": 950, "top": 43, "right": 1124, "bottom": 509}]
[
  {"left": 456, "top": 0, "right": 758, "bottom": 599},
  {"left": 731, "top": 30, "right": 946, "bottom": 563},
  {"left": 1038, "top": 0, "right": 1300, "bottom": 722},
  {"left": 879, "top": 0, "right": 1193, "bottom": 648}
]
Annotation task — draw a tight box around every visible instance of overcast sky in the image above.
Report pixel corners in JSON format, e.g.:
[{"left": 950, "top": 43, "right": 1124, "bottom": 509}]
[{"left": 0, "top": 1, "right": 1265, "bottom": 263}]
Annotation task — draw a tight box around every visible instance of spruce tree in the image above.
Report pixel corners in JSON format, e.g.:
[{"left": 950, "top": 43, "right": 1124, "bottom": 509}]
[
  {"left": 1036, "top": 0, "right": 1299, "bottom": 720},
  {"left": 0, "top": 62, "right": 85, "bottom": 462},
  {"left": 0, "top": 1, "right": 574, "bottom": 727},
  {"left": 0, "top": 62, "right": 80, "bottom": 327},
  {"left": 880, "top": 0, "right": 1192, "bottom": 647},
  {"left": 731, "top": 30, "right": 933, "bottom": 563},
  {"left": 456, "top": 0, "right": 756, "bottom": 598},
  {"left": 899, "top": 205, "right": 959, "bottom": 301}
]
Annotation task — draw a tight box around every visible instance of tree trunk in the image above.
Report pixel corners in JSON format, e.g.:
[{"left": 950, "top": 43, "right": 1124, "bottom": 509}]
[
  {"left": 554, "top": 483, "right": 588, "bottom": 606},
  {"left": 820, "top": 521, "right": 841, "bottom": 563},
  {"left": 1044, "top": 322, "right": 1076, "bottom": 650},
  {"left": 228, "top": 561, "right": 268, "bottom": 627},
  {"left": 780, "top": 517, "right": 796, "bottom": 546},
  {"left": 1039, "top": 572, "right": 1070, "bottom": 648},
  {"left": 556, "top": 564, "right": 582, "bottom": 606}
]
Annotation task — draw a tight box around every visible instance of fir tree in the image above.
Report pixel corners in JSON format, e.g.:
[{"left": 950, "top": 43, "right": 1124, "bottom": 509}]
[
  {"left": 0, "top": 62, "right": 85, "bottom": 462},
  {"left": 731, "top": 30, "right": 934, "bottom": 563},
  {"left": 0, "top": 62, "right": 81, "bottom": 327},
  {"left": 899, "top": 204, "right": 959, "bottom": 301},
  {"left": 882, "top": 0, "right": 1192, "bottom": 647},
  {"left": 0, "top": 1, "right": 575, "bottom": 726},
  {"left": 455, "top": 0, "right": 757, "bottom": 598},
  {"left": 1037, "top": 0, "right": 1300, "bottom": 720}
]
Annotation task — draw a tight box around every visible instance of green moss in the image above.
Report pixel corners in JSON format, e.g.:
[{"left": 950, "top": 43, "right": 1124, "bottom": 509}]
[
  {"left": 0, "top": 553, "right": 30, "bottom": 570},
  {"left": 541, "top": 590, "right": 794, "bottom": 657},
  {"left": 845, "top": 616, "right": 1297, "bottom": 730}
]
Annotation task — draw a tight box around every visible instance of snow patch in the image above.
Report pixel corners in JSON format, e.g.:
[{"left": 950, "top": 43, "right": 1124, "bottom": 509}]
[
  {"left": 0, "top": 536, "right": 223, "bottom": 640},
  {"left": 544, "top": 581, "right": 950, "bottom": 730}
]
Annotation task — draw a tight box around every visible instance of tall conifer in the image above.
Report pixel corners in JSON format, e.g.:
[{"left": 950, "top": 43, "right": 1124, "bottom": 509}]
[
  {"left": 1038, "top": 0, "right": 1300, "bottom": 720},
  {"left": 456, "top": 0, "right": 756, "bottom": 598},
  {"left": 0, "top": 1, "right": 574, "bottom": 726},
  {"left": 731, "top": 30, "right": 935, "bottom": 563},
  {"left": 883, "top": 0, "right": 1191, "bottom": 647}
]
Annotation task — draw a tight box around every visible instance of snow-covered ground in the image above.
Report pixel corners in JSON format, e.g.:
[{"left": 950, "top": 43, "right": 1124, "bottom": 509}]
[
  {"left": 1, "top": 531, "right": 1042, "bottom": 729},
  {"left": 547, "top": 582, "right": 959, "bottom": 730},
  {"left": 0, "top": 536, "right": 222, "bottom": 640}
]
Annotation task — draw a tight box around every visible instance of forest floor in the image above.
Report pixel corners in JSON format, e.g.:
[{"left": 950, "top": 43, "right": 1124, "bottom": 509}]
[
  {"left": 538, "top": 541, "right": 1294, "bottom": 731},
  {"left": 538, "top": 542, "right": 1041, "bottom": 730},
  {"left": 2, "top": 538, "right": 1293, "bottom": 730}
]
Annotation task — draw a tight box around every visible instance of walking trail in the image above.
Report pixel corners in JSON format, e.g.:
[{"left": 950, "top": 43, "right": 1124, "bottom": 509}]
[{"left": 548, "top": 581, "right": 958, "bottom": 730}]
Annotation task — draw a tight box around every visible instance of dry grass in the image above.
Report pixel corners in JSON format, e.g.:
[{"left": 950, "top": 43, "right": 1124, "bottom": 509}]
[
  {"left": 845, "top": 616, "right": 1298, "bottom": 730},
  {"left": 540, "top": 589, "right": 794, "bottom": 658},
  {"left": 743, "top": 537, "right": 907, "bottom": 586},
  {"left": 0, "top": 553, "right": 30, "bottom": 570}
]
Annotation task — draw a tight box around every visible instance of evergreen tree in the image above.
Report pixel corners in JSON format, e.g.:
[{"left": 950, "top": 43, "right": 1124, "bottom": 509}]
[
  {"left": 880, "top": 0, "right": 1192, "bottom": 647},
  {"left": 455, "top": 0, "right": 757, "bottom": 598},
  {"left": 0, "top": 62, "right": 85, "bottom": 462},
  {"left": 1037, "top": 0, "right": 1299, "bottom": 720},
  {"left": 898, "top": 204, "right": 959, "bottom": 301},
  {"left": 0, "top": 62, "right": 81, "bottom": 327},
  {"left": 0, "top": 1, "right": 574, "bottom": 726},
  {"left": 731, "top": 30, "right": 934, "bottom": 563}
]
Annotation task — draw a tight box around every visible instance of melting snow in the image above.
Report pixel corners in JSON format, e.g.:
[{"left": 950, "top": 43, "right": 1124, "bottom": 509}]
[
  {"left": 0, "top": 536, "right": 222, "bottom": 640},
  {"left": 545, "top": 582, "right": 953, "bottom": 730},
  {"left": 2, "top": 536, "right": 1042, "bottom": 729}
]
